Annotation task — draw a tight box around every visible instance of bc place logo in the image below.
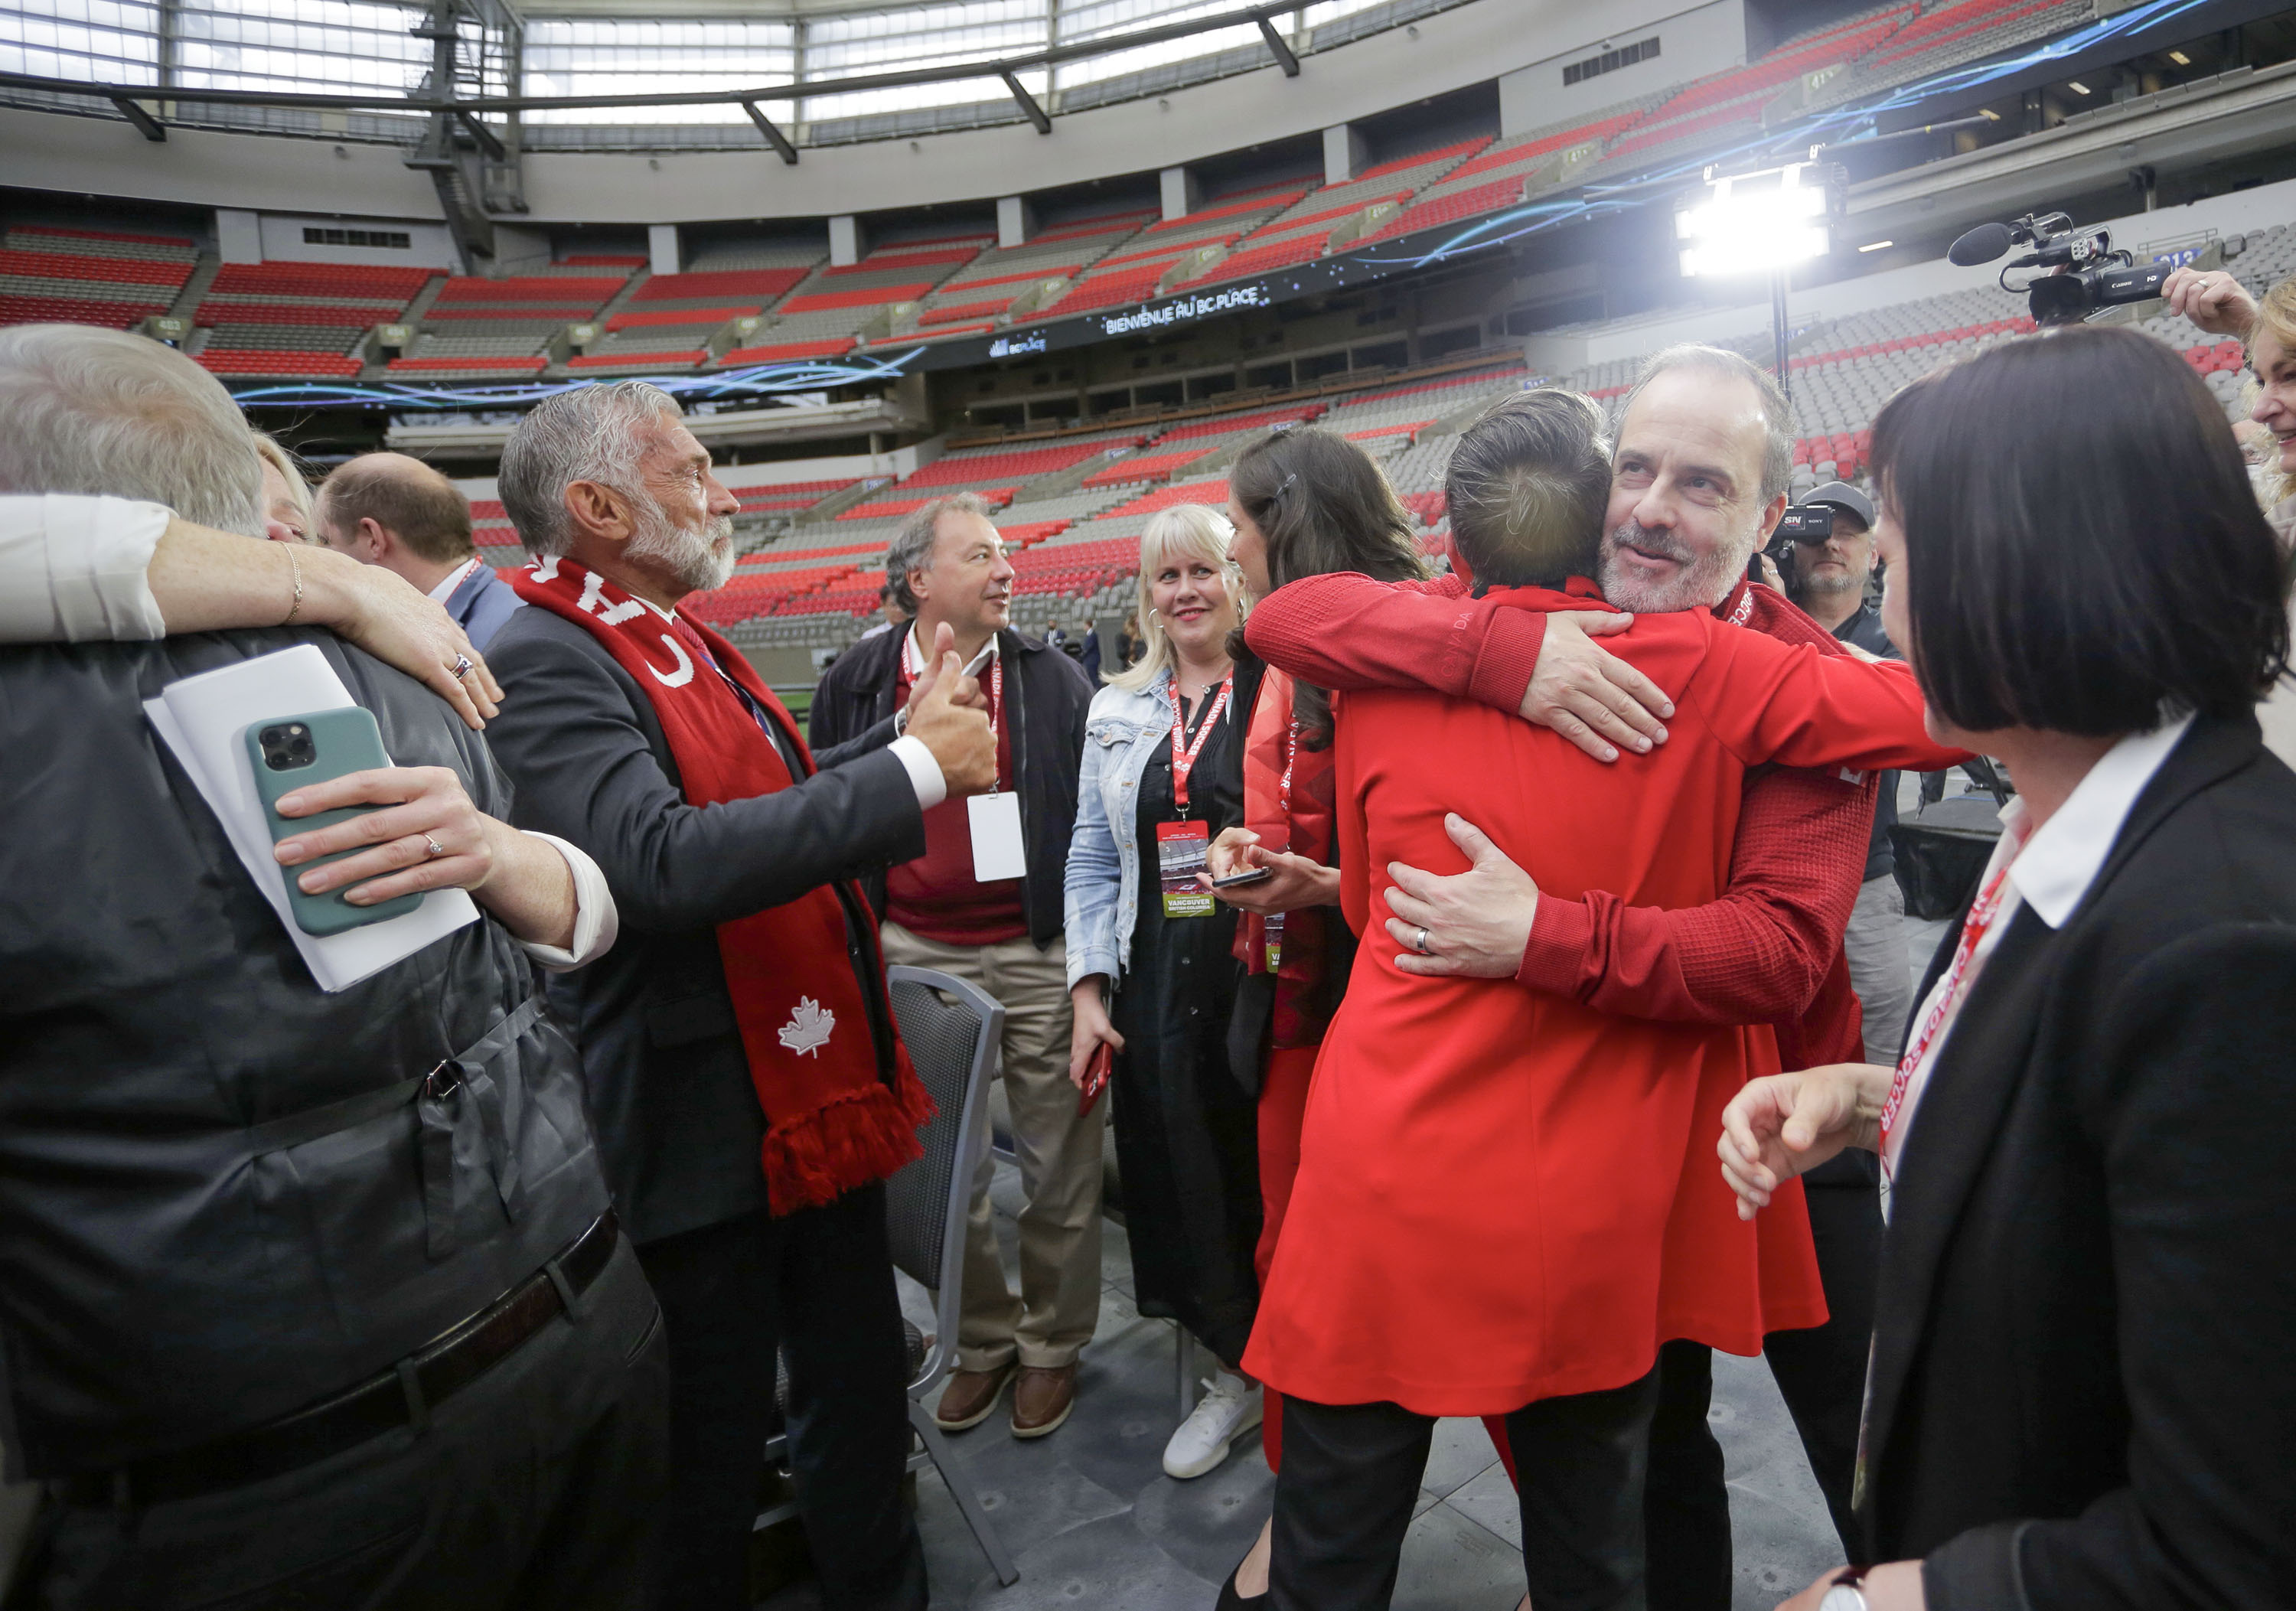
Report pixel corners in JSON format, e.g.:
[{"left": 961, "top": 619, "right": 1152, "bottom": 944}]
[
  {"left": 987, "top": 332, "right": 1049, "bottom": 358},
  {"left": 1099, "top": 283, "right": 1274, "bottom": 337}
]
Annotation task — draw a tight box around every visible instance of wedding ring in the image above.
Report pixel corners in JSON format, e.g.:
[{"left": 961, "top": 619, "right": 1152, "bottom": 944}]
[
  {"left": 1414, "top": 925, "right": 1433, "bottom": 956},
  {"left": 450, "top": 654, "right": 475, "bottom": 681},
  {"left": 422, "top": 834, "right": 445, "bottom": 859}
]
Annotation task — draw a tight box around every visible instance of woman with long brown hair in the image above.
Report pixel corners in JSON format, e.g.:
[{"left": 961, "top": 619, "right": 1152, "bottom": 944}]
[{"left": 1203, "top": 423, "right": 1448, "bottom": 1605}]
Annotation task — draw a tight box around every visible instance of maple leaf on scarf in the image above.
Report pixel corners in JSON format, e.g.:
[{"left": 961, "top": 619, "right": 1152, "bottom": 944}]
[{"left": 778, "top": 996, "right": 836, "bottom": 1058}]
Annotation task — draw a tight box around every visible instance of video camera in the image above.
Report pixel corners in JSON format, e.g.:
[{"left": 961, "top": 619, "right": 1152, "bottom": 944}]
[
  {"left": 1946, "top": 211, "right": 2174, "bottom": 325},
  {"left": 1753, "top": 510, "right": 1831, "bottom": 593},
  {"left": 1750, "top": 485, "right": 1873, "bottom": 595}
]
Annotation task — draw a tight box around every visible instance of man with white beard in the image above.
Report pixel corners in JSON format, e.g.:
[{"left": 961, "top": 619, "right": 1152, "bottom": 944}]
[
  {"left": 1242, "top": 345, "right": 1900, "bottom": 1609},
  {"left": 481, "top": 382, "right": 997, "bottom": 1611}
]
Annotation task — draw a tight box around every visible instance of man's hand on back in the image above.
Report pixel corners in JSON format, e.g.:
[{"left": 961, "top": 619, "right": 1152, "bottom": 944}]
[
  {"left": 1383, "top": 814, "right": 1540, "bottom": 978},
  {"left": 905, "top": 641, "right": 996, "bottom": 797},
  {"left": 1521, "top": 611, "right": 1673, "bottom": 763}
]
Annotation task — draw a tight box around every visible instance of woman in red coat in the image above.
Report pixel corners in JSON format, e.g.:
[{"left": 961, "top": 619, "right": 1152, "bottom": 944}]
[{"left": 1245, "top": 392, "right": 1952, "bottom": 1610}]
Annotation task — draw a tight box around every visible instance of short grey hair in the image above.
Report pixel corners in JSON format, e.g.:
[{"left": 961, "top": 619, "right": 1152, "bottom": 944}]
[
  {"left": 1620, "top": 344, "right": 1796, "bottom": 505},
  {"left": 884, "top": 491, "right": 997, "bottom": 615},
  {"left": 0, "top": 323, "right": 265, "bottom": 537},
  {"left": 498, "top": 380, "right": 684, "bottom": 556}
]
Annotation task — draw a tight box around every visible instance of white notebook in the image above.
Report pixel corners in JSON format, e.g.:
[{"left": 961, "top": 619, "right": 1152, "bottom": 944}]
[{"left": 144, "top": 643, "right": 479, "bottom": 993}]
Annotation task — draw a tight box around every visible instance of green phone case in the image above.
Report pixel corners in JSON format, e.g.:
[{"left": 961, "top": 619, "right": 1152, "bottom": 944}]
[{"left": 243, "top": 706, "right": 425, "bottom": 937}]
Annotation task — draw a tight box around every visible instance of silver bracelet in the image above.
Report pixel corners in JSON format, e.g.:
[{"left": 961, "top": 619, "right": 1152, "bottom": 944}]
[{"left": 281, "top": 544, "right": 304, "bottom": 627}]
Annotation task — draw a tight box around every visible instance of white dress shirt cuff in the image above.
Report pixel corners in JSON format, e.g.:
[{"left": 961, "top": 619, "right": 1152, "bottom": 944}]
[
  {"left": 0, "top": 494, "right": 170, "bottom": 644},
  {"left": 516, "top": 831, "right": 620, "bottom": 972},
  {"left": 889, "top": 734, "right": 948, "bottom": 811}
]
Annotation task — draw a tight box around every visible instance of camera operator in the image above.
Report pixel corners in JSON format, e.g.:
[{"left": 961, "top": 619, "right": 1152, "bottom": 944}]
[{"left": 1784, "top": 482, "right": 1913, "bottom": 1064}]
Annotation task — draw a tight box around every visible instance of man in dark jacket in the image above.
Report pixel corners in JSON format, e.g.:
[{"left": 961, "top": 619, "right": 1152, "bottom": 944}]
[
  {"left": 483, "top": 383, "right": 995, "bottom": 1611},
  {"left": 0, "top": 321, "right": 663, "bottom": 1611},
  {"left": 315, "top": 452, "right": 523, "bottom": 649},
  {"left": 811, "top": 493, "right": 1099, "bottom": 1441}
]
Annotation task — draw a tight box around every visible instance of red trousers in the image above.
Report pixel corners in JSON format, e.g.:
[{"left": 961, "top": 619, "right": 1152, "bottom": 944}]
[{"left": 1254, "top": 1045, "right": 1515, "bottom": 1481}]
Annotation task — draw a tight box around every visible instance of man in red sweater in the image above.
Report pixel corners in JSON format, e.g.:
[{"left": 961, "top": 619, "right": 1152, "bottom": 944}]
[
  {"left": 810, "top": 494, "right": 1101, "bottom": 1442},
  {"left": 1244, "top": 345, "right": 1900, "bottom": 1608}
]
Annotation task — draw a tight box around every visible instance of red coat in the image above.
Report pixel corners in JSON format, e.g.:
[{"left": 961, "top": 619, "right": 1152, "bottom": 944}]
[{"left": 1243, "top": 584, "right": 1954, "bottom": 1416}]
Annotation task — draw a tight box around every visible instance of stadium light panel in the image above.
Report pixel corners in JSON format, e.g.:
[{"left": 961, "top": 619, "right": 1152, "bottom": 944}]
[
  {"left": 1676, "top": 164, "right": 1830, "bottom": 279},
  {"left": 2168, "top": 49, "right": 2190, "bottom": 64},
  {"left": 1859, "top": 240, "right": 1893, "bottom": 253}
]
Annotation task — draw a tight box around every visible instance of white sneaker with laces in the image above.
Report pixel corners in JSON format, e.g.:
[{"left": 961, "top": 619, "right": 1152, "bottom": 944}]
[{"left": 1163, "top": 1374, "right": 1263, "bottom": 1479}]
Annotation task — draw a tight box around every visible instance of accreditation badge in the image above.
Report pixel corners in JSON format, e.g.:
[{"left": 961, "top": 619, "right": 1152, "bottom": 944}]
[{"left": 1157, "top": 820, "right": 1214, "bottom": 918}]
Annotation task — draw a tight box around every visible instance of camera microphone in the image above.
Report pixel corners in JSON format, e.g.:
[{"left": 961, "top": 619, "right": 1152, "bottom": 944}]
[{"left": 1947, "top": 220, "right": 2014, "bottom": 266}]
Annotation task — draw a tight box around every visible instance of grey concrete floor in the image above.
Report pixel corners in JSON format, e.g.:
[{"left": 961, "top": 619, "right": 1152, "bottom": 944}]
[{"left": 761, "top": 1161, "right": 1849, "bottom": 1611}]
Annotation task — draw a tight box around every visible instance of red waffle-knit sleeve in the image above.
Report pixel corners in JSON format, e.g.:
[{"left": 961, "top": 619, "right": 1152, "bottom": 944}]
[
  {"left": 1515, "top": 762, "right": 1874, "bottom": 1023},
  {"left": 1243, "top": 570, "right": 1551, "bottom": 714}
]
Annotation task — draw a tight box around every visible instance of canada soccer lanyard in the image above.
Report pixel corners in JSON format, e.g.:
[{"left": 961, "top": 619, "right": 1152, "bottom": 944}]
[
  {"left": 1264, "top": 715, "right": 1300, "bottom": 971},
  {"left": 1166, "top": 673, "right": 1231, "bottom": 816},
  {"left": 1156, "top": 674, "right": 1231, "bottom": 921},
  {"left": 1878, "top": 864, "right": 2013, "bottom": 1176}
]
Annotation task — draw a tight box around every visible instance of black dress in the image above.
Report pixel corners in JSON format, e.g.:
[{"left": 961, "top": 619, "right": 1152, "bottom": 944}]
[{"left": 1108, "top": 685, "right": 1263, "bottom": 1368}]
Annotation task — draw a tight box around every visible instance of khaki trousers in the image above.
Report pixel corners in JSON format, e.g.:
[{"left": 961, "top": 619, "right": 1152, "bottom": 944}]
[{"left": 880, "top": 921, "right": 1105, "bottom": 1371}]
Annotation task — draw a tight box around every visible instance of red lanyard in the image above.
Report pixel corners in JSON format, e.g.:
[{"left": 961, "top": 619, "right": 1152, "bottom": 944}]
[
  {"left": 1166, "top": 673, "right": 1232, "bottom": 814},
  {"left": 1277, "top": 714, "right": 1300, "bottom": 817},
  {"left": 1880, "top": 865, "right": 2012, "bottom": 1157},
  {"left": 985, "top": 652, "right": 1003, "bottom": 792}
]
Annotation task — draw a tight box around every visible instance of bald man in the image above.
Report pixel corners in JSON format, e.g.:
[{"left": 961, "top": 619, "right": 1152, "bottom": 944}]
[{"left": 318, "top": 452, "right": 522, "bottom": 648}]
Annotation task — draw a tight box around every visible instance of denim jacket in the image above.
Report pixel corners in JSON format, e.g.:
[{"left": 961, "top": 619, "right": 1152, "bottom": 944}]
[{"left": 1063, "top": 671, "right": 1179, "bottom": 992}]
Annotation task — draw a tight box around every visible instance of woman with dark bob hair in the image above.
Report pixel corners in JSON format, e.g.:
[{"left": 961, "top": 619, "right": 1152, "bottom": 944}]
[{"left": 1719, "top": 324, "right": 2296, "bottom": 1611}]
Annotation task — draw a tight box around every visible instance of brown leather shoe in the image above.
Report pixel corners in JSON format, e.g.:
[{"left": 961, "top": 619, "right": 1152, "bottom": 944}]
[
  {"left": 934, "top": 1362, "right": 1016, "bottom": 1432},
  {"left": 1009, "top": 1363, "right": 1077, "bottom": 1440}
]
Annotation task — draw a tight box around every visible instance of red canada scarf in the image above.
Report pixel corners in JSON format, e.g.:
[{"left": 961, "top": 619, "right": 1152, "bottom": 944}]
[{"left": 513, "top": 555, "right": 929, "bottom": 1214}]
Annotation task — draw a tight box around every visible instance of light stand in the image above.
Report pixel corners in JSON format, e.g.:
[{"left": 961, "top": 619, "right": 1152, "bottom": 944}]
[{"left": 1676, "top": 161, "right": 1835, "bottom": 412}]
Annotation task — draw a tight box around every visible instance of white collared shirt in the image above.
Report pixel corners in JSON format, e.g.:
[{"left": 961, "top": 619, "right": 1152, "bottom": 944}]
[
  {"left": 1879, "top": 713, "right": 2197, "bottom": 1219},
  {"left": 901, "top": 621, "right": 998, "bottom": 682},
  {"left": 426, "top": 556, "right": 484, "bottom": 605},
  {"left": 0, "top": 494, "right": 169, "bottom": 643}
]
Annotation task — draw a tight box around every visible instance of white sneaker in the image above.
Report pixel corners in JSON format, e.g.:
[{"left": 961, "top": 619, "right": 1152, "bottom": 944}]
[{"left": 1162, "top": 1375, "right": 1263, "bottom": 1479}]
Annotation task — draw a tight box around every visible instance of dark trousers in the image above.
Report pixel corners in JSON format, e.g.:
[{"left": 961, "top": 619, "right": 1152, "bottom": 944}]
[
  {"left": 1644, "top": 1177, "right": 1883, "bottom": 1610},
  {"left": 635, "top": 1184, "right": 926, "bottom": 1611},
  {"left": 30, "top": 1236, "right": 670, "bottom": 1611},
  {"left": 1270, "top": 1368, "right": 1662, "bottom": 1611}
]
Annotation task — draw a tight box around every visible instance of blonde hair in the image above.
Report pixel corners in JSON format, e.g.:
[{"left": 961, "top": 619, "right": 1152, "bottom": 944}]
[
  {"left": 1106, "top": 503, "right": 1247, "bottom": 691},
  {"left": 251, "top": 430, "right": 316, "bottom": 540},
  {"left": 2250, "top": 276, "right": 2296, "bottom": 511}
]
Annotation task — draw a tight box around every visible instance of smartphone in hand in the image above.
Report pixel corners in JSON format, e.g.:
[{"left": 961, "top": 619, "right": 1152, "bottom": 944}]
[
  {"left": 1211, "top": 867, "right": 1274, "bottom": 889},
  {"left": 1078, "top": 1042, "right": 1114, "bottom": 1116},
  {"left": 244, "top": 708, "right": 424, "bottom": 936}
]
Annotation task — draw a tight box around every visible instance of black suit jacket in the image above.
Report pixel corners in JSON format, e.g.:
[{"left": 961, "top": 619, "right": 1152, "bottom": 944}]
[
  {"left": 1863, "top": 711, "right": 2296, "bottom": 1609},
  {"left": 483, "top": 605, "right": 926, "bottom": 1245}
]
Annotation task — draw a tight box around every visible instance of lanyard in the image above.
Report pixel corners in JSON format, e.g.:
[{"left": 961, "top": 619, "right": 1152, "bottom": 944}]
[
  {"left": 1166, "top": 673, "right": 1231, "bottom": 814},
  {"left": 985, "top": 652, "right": 1003, "bottom": 795},
  {"left": 1277, "top": 714, "right": 1300, "bottom": 816},
  {"left": 1879, "top": 864, "right": 2012, "bottom": 1159}
]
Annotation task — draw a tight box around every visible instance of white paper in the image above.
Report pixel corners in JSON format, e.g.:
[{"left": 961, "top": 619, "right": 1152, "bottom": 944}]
[
  {"left": 144, "top": 644, "right": 479, "bottom": 993},
  {"left": 967, "top": 791, "right": 1026, "bottom": 882}
]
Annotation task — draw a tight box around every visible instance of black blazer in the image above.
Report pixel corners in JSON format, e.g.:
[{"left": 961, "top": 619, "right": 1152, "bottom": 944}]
[
  {"left": 483, "top": 606, "right": 926, "bottom": 1246},
  {"left": 1861, "top": 711, "right": 2296, "bottom": 1609},
  {"left": 808, "top": 625, "right": 1091, "bottom": 950}
]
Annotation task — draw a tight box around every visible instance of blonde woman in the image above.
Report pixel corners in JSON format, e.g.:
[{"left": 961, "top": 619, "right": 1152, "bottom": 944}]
[
  {"left": 251, "top": 430, "right": 315, "bottom": 543},
  {"left": 1063, "top": 503, "right": 1267, "bottom": 1480}
]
